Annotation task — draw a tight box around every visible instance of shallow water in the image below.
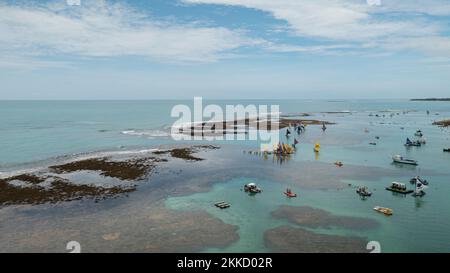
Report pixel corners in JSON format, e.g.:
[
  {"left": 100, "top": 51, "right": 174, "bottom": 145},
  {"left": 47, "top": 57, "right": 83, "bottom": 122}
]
[{"left": 1, "top": 99, "right": 450, "bottom": 252}]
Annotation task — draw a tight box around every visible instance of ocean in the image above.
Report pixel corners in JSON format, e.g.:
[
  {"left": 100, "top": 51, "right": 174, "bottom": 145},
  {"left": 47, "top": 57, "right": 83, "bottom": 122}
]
[{"left": 1, "top": 99, "right": 450, "bottom": 252}]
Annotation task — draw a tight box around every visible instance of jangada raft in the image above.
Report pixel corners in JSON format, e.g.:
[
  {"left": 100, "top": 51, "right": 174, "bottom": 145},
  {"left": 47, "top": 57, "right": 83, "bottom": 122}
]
[
  {"left": 392, "top": 155, "right": 418, "bottom": 165},
  {"left": 386, "top": 182, "right": 414, "bottom": 194},
  {"left": 373, "top": 206, "right": 393, "bottom": 216}
]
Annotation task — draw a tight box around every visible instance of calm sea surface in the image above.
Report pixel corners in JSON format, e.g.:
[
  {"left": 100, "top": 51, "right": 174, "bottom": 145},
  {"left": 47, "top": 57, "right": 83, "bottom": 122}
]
[{"left": 1, "top": 99, "right": 450, "bottom": 252}]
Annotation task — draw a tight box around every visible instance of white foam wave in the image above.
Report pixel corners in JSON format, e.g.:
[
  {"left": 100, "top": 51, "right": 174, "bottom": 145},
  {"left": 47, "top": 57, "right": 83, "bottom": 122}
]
[{"left": 121, "top": 129, "right": 170, "bottom": 138}]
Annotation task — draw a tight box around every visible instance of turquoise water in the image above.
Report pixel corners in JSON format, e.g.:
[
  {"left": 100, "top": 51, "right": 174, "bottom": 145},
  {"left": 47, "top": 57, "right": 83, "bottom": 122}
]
[
  {"left": 1, "top": 99, "right": 449, "bottom": 165},
  {"left": 1, "top": 99, "right": 450, "bottom": 252}
]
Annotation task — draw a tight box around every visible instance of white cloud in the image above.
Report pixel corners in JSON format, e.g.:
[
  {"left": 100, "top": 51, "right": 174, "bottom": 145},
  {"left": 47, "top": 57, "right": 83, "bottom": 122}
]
[
  {"left": 183, "top": 0, "right": 450, "bottom": 57},
  {"left": 381, "top": 36, "right": 450, "bottom": 58},
  {"left": 0, "top": 0, "right": 257, "bottom": 65},
  {"left": 184, "top": 0, "right": 438, "bottom": 40}
]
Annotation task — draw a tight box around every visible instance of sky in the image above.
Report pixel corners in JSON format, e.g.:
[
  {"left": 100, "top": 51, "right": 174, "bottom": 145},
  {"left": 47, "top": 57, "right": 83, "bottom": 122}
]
[{"left": 1, "top": 0, "right": 450, "bottom": 99}]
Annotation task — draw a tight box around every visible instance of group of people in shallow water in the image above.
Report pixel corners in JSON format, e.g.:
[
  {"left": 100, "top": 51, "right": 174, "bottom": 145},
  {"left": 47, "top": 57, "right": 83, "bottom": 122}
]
[
  {"left": 277, "top": 123, "right": 307, "bottom": 154},
  {"left": 285, "top": 123, "right": 306, "bottom": 137},
  {"left": 280, "top": 121, "right": 327, "bottom": 153}
]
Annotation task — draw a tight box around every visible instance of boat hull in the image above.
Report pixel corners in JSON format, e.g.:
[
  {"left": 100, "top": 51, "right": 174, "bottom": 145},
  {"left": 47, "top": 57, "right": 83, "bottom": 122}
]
[
  {"left": 386, "top": 187, "right": 414, "bottom": 194},
  {"left": 393, "top": 160, "right": 418, "bottom": 165}
]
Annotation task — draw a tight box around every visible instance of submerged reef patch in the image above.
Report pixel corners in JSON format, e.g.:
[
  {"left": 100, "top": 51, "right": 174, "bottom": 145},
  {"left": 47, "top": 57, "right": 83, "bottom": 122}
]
[
  {"left": 272, "top": 205, "right": 379, "bottom": 230},
  {"left": 264, "top": 226, "right": 368, "bottom": 253},
  {"left": 0, "top": 176, "right": 134, "bottom": 206},
  {"left": 49, "top": 157, "right": 164, "bottom": 181}
]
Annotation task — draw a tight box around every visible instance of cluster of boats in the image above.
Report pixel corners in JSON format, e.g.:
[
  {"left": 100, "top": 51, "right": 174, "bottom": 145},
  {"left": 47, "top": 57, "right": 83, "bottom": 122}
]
[
  {"left": 356, "top": 176, "right": 429, "bottom": 215},
  {"left": 405, "top": 130, "right": 449, "bottom": 152},
  {"left": 214, "top": 182, "right": 298, "bottom": 209},
  {"left": 404, "top": 130, "right": 426, "bottom": 147}
]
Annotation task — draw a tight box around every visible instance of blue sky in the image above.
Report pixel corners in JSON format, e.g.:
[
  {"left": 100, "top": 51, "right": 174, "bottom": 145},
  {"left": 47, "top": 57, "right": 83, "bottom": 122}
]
[{"left": 1, "top": 0, "right": 450, "bottom": 99}]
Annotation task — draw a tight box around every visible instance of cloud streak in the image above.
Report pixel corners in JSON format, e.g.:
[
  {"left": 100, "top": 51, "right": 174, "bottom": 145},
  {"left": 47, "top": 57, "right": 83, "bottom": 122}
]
[
  {"left": 183, "top": 0, "right": 450, "bottom": 57},
  {"left": 0, "top": 0, "right": 257, "bottom": 65}
]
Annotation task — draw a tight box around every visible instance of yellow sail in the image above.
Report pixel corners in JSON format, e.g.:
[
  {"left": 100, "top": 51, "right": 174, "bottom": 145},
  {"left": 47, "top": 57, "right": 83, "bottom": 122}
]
[{"left": 314, "top": 143, "right": 320, "bottom": 153}]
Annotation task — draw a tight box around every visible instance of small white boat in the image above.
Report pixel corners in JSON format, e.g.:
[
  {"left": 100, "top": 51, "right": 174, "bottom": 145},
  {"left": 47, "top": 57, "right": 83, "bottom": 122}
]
[
  {"left": 392, "top": 155, "right": 418, "bottom": 165},
  {"left": 244, "top": 183, "right": 262, "bottom": 194},
  {"left": 414, "top": 130, "right": 423, "bottom": 137}
]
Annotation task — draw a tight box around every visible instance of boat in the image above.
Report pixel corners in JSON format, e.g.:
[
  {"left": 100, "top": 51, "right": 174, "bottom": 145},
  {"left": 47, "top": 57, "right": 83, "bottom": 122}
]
[
  {"left": 369, "top": 142, "right": 377, "bottom": 145},
  {"left": 373, "top": 206, "right": 393, "bottom": 216},
  {"left": 409, "top": 176, "right": 428, "bottom": 186},
  {"left": 444, "top": 148, "right": 450, "bottom": 152},
  {"left": 214, "top": 201, "right": 231, "bottom": 209},
  {"left": 356, "top": 186, "right": 372, "bottom": 197},
  {"left": 416, "top": 138, "right": 426, "bottom": 144},
  {"left": 414, "top": 130, "right": 423, "bottom": 137},
  {"left": 386, "top": 182, "right": 414, "bottom": 194},
  {"left": 322, "top": 123, "right": 327, "bottom": 131},
  {"left": 244, "top": 183, "right": 262, "bottom": 194},
  {"left": 273, "top": 142, "right": 295, "bottom": 155},
  {"left": 392, "top": 155, "right": 418, "bottom": 165},
  {"left": 404, "top": 138, "right": 421, "bottom": 147},
  {"left": 334, "top": 161, "right": 343, "bottom": 167},
  {"left": 412, "top": 179, "right": 427, "bottom": 197},
  {"left": 284, "top": 188, "right": 297, "bottom": 198},
  {"left": 314, "top": 143, "right": 320, "bottom": 153}
]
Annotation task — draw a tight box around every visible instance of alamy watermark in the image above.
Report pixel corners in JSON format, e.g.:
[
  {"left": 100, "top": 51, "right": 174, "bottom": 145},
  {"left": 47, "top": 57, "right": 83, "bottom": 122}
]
[{"left": 171, "top": 97, "right": 280, "bottom": 150}]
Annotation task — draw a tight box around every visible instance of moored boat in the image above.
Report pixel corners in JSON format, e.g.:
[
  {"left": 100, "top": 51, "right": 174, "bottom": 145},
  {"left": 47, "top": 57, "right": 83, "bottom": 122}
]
[
  {"left": 214, "top": 201, "right": 231, "bottom": 209},
  {"left": 244, "top": 183, "right": 262, "bottom": 194},
  {"left": 334, "top": 161, "right": 343, "bottom": 167},
  {"left": 356, "top": 186, "right": 372, "bottom": 197},
  {"left": 404, "top": 138, "right": 421, "bottom": 147},
  {"left": 414, "top": 129, "right": 423, "bottom": 137},
  {"left": 386, "top": 182, "right": 414, "bottom": 194},
  {"left": 410, "top": 176, "right": 428, "bottom": 186},
  {"left": 392, "top": 155, "right": 418, "bottom": 165},
  {"left": 373, "top": 206, "right": 393, "bottom": 216},
  {"left": 284, "top": 188, "right": 297, "bottom": 198},
  {"left": 444, "top": 148, "right": 450, "bottom": 152}
]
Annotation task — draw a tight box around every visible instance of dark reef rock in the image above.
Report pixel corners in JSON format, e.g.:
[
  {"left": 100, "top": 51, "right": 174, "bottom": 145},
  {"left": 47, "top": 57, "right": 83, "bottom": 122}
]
[
  {"left": 49, "top": 157, "right": 164, "bottom": 181},
  {"left": 0, "top": 176, "right": 134, "bottom": 206}
]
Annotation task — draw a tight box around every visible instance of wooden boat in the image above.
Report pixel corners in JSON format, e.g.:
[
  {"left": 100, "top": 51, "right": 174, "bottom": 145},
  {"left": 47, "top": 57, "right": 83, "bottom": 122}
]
[
  {"left": 334, "top": 161, "right": 343, "bottom": 167},
  {"left": 214, "top": 201, "right": 231, "bottom": 209},
  {"left": 373, "top": 206, "right": 393, "bottom": 216},
  {"left": 284, "top": 188, "right": 297, "bottom": 198},
  {"left": 356, "top": 186, "right": 372, "bottom": 197},
  {"left": 444, "top": 148, "right": 450, "bottom": 152},
  {"left": 392, "top": 155, "right": 418, "bottom": 165},
  {"left": 386, "top": 182, "right": 414, "bottom": 194}
]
